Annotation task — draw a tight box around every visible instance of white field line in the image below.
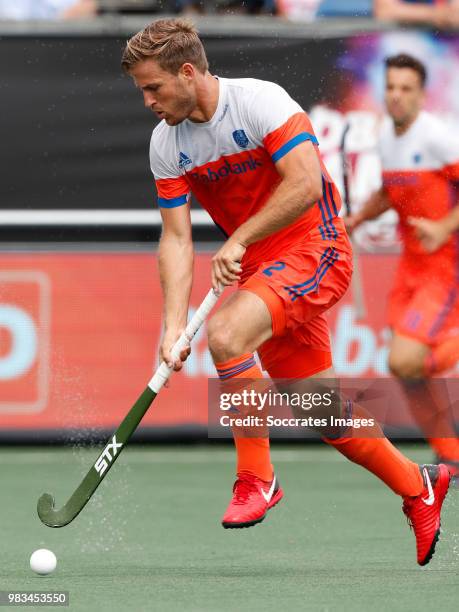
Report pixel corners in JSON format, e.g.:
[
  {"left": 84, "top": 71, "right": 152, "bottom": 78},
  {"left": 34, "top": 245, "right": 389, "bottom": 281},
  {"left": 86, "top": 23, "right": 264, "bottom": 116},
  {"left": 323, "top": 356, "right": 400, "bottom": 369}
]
[{"left": 0, "top": 449, "right": 344, "bottom": 465}]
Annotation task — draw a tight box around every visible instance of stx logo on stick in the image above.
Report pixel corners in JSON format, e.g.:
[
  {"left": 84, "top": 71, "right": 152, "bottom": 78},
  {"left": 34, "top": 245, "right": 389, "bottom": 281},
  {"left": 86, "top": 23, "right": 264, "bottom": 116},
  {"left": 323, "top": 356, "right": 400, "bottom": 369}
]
[{"left": 94, "top": 436, "right": 123, "bottom": 477}]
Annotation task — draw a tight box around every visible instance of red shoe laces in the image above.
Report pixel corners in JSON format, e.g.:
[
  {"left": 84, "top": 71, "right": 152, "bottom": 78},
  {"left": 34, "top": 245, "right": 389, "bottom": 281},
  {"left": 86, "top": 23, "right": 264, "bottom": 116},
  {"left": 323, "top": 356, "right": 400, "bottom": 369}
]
[
  {"left": 403, "top": 498, "right": 430, "bottom": 533},
  {"left": 233, "top": 476, "right": 257, "bottom": 504}
]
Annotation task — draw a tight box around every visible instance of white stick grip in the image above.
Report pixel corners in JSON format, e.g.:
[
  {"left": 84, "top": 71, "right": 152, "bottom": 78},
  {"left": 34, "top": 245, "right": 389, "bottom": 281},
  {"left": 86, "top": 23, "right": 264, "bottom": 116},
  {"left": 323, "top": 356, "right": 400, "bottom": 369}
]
[{"left": 148, "top": 288, "right": 221, "bottom": 393}]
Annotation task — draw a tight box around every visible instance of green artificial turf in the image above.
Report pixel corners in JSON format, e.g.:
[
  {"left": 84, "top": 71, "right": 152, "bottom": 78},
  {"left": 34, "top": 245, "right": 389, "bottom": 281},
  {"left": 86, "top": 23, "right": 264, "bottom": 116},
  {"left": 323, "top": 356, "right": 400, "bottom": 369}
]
[{"left": 0, "top": 444, "right": 457, "bottom": 612}]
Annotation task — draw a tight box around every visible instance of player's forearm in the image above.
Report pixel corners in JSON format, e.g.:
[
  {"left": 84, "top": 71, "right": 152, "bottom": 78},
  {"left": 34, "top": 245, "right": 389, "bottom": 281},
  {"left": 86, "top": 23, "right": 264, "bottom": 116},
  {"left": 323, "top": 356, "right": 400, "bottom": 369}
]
[
  {"left": 158, "top": 235, "right": 194, "bottom": 331},
  {"left": 232, "top": 177, "right": 322, "bottom": 247},
  {"left": 440, "top": 205, "right": 459, "bottom": 235},
  {"left": 354, "top": 189, "right": 391, "bottom": 226},
  {"left": 374, "top": 0, "right": 443, "bottom": 24}
]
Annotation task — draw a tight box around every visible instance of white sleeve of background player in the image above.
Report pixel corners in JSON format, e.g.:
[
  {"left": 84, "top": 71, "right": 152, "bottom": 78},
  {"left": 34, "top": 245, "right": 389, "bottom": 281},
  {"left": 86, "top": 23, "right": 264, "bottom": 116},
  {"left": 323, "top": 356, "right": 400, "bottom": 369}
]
[
  {"left": 429, "top": 118, "right": 459, "bottom": 167},
  {"left": 377, "top": 117, "right": 392, "bottom": 171}
]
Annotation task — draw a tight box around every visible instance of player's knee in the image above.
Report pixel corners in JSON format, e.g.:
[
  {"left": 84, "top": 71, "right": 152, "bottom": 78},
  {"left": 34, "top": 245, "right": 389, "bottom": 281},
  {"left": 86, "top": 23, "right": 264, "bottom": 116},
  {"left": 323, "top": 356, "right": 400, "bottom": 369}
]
[
  {"left": 388, "top": 352, "right": 424, "bottom": 379},
  {"left": 207, "top": 313, "right": 246, "bottom": 361}
]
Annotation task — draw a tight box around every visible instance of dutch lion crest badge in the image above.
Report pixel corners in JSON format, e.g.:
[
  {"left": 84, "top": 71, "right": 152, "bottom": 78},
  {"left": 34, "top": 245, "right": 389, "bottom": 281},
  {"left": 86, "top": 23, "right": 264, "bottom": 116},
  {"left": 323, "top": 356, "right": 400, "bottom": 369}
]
[{"left": 232, "top": 129, "right": 249, "bottom": 149}]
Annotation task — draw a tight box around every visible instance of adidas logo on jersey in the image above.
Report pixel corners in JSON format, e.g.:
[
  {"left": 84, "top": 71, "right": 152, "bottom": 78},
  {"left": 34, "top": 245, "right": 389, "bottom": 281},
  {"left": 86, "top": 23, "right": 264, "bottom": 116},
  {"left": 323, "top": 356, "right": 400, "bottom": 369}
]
[
  {"left": 179, "top": 152, "right": 192, "bottom": 169},
  {"left": 190, "top": 154, "right": 262, "bottom": 183}
]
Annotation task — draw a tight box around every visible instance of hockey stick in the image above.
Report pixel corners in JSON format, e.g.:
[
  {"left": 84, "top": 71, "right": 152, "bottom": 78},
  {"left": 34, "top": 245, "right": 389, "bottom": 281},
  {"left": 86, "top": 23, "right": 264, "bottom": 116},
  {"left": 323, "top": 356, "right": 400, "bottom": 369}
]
[
  {"left": 341, "top": 123, "right": 366, "bottom": 320},
  {"left": 37, "top": 287, "right": 221, "bottom": 528}
]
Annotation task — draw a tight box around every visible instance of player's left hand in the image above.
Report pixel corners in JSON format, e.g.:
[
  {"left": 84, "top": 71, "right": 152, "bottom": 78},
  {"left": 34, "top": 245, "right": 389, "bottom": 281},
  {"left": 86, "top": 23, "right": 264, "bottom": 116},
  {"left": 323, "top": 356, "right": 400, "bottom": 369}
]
[
  {"left": 212, "top": 239, "right": 245, "bottom": 289},
  {"left": 408, "top": 216, "right": 451, "bottom": 253}
]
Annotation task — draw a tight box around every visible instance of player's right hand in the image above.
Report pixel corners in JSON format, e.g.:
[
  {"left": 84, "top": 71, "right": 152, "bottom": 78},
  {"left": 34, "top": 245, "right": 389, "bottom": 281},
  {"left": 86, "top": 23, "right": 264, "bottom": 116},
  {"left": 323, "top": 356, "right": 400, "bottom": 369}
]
[
  {"left": 160, "top": 328, "right": 191, "bottom": 372},
  {"left": 211, "top": 238, "right": 244, "bottom": 289},
  {"left": 407, "top": 216, "right": 451, "bottom": 253}
]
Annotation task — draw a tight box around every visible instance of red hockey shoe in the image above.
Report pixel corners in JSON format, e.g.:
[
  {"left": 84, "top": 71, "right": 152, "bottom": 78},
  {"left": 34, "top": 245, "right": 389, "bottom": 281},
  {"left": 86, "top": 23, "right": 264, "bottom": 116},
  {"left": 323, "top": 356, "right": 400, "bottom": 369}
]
[
  {"left": 221, "top": 473, "right": 283, "bottom": 529},
  {"left": 402, "top": 464, "right": 451, "bottom": 566}
]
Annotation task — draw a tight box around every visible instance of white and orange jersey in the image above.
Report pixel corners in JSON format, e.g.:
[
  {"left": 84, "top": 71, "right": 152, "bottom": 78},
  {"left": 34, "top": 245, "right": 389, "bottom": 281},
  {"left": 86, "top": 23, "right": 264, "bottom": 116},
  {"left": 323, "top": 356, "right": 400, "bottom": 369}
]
[
  {"left": 380, "top": 111, "right": 459, "bottom": 264},
  {"left": 150, "top": 77, "right": 342, "bottom": 278}
]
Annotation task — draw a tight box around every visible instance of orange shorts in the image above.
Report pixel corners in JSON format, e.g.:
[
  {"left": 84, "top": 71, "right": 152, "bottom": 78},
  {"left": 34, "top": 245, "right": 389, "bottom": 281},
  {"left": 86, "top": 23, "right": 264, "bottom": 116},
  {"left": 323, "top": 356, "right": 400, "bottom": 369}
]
[
  {"left": 388, "top": 263, "right": 459, "bottom": 346},
  {"left": 241, "top": 227, "right": 353, "bottom": 378}
]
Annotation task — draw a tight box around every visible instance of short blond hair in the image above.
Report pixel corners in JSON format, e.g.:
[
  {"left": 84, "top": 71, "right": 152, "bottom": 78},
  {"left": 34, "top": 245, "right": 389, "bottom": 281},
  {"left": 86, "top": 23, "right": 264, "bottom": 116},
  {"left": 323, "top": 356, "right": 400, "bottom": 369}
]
[{"left": 121, "top": 18, "right": 209, "bottom": 75}]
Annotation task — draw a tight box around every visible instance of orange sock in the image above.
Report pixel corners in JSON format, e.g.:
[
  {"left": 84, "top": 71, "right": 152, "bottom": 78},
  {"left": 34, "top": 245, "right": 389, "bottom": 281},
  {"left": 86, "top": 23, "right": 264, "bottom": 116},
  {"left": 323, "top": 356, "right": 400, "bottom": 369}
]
[
  {"left": 215, "top": 354, "right": 273, "bottom": 482},
  {"left": 325, "top": 405, "right": 423, "bottom": 497},
  {"left": 399, "top": 378, "right": 459, "bottom": 461},
  {"left": 428, "top": 437, "right": 459, "bottom": 461},
  {"left": 234, "top": 438, "right": 273, "bottom": 481}
]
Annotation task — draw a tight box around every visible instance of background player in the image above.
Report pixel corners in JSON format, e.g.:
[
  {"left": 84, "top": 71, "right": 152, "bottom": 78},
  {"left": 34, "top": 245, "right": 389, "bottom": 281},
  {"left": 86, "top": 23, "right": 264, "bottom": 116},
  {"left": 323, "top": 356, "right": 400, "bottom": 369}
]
[
  {"left": 345, "top": 53, "right": 459, "bottom": 479},
  {"left": 122, "top": 23, "right": 450, "bottom": 565}
]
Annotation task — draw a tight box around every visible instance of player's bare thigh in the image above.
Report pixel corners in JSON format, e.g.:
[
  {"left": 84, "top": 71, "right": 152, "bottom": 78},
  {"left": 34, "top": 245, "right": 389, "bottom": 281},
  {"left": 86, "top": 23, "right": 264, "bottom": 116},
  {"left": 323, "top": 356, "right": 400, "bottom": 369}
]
[
  {"left": 207, "top": 289, "right": 273, "bottom": 362},
  {"left": 388, "top": 333, "right": 430, "bottom": 379}
]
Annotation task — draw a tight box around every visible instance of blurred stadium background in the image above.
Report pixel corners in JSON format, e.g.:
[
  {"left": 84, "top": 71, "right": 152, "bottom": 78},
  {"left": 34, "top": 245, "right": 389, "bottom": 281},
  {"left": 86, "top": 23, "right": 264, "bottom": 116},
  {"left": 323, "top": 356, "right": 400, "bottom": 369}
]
[{"left": 1, "top": 2, "right": 459, "bottom": 443}]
